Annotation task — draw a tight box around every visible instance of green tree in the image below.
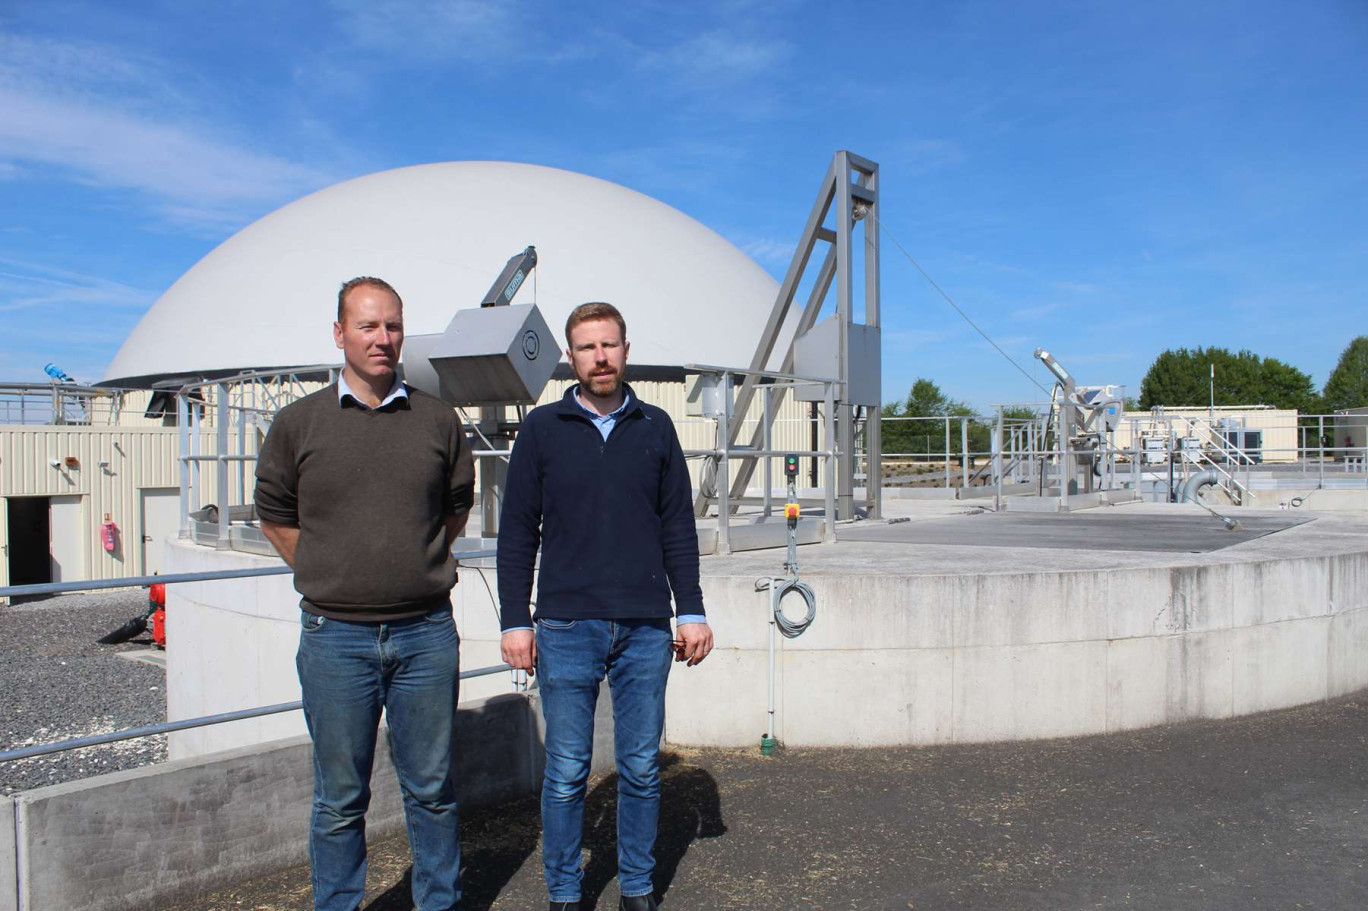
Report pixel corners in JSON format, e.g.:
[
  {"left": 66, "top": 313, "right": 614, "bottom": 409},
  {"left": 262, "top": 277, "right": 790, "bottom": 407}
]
[
  {"left": 1138, "top": 346, "right": 1316, "bottom": 412},
  {"left": 1323, "top": 336, "right": 1368, "bottom": 411},
  {"left": 881, "top": 379, "right": 1037, "bottom": 460}
]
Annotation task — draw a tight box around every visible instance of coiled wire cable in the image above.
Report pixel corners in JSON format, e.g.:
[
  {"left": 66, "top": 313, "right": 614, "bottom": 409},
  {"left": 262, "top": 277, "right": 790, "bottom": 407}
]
[{"left": 757, "top": 576, "right": 817, "bottom": 638}]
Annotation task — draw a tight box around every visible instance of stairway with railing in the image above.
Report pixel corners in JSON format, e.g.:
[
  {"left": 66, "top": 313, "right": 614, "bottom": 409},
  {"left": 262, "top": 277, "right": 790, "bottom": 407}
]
[{"left": 1174, "top": 417, "right": 1253, "bottom": 505}]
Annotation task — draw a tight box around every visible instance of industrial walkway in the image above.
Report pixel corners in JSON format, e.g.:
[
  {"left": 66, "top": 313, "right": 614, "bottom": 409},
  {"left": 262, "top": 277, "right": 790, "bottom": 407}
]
[{"left": 166, "top": 694, "right": 1367, "bottom": 910}]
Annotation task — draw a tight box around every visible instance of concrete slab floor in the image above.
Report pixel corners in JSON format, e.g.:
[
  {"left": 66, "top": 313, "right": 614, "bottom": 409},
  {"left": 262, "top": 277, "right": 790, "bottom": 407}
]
[
  {"left": 114, "top": 648, "right": 166, "bottom": 669},
  {"left": 161, "top": 694, "right": 1368, "bottom": 911},
  {"left": 838, "top": 510, "right": 1311, "bottom": 554},
  {"left": 699, "top": 504, "right": 1368, "bottom": 581}
]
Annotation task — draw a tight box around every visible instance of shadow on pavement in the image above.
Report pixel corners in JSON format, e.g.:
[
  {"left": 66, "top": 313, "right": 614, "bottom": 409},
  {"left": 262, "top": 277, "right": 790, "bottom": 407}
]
[
  {"left": 358, "top": 752, "right": 725, "bottom": 911},
  {"left": 577, "top": 753, "right": 728, "bottom": 909}
]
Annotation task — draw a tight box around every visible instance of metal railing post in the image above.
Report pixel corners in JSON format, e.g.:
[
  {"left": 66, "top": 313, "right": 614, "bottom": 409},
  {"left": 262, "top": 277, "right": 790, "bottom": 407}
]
[
  {"left": 1319, "top": 415, "right": 1326, "bottom": 488},
  {"left": 716, "top": 371, "right": 732, "bottom": 555},
  {"left": 237, "top": 386, "right": 247, "bottom": 507},
  {"left": 961, "top": 417, "right": 970, "bottom": 490},
  {"left": 763, "top": 385, "right": 773, "bottom": 518},
  {"left": 1058, "top": 421, "right": 1068, "bottom": 510},
  {"left": 994, "top": 406, "right": 1004, "bottom": 510},
  {"left": 824, "top": 382, "right": 837, "bottom": 538},
  {"left": 943, "top": 416, "right": 951, "bottom": 489},
  {"left": 178, "top": 393, "right": 191, "bottom": 538},
  {"left": 216, "top": 382, "right": 231, "bottom": 550}
]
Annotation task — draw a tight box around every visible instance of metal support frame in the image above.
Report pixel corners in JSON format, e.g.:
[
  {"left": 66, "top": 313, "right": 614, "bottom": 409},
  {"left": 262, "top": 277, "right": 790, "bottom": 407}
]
[{"left": 695, "top": 151, "right": 881, "bottom": 522}]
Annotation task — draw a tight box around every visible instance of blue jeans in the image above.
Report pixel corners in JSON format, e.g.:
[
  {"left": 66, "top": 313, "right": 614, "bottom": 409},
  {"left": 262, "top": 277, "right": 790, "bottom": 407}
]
[
  {"left": 535, "top": 617, "right": 672, "bottom": 902},
  {"left": 296, "top": 607, "right": 461, "bottom": 911}
]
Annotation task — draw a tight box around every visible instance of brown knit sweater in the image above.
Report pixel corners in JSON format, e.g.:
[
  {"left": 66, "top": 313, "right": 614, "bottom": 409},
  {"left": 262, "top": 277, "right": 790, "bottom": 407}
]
[{"left": 254, "top": 385, "right": 475, "bottom": 621}]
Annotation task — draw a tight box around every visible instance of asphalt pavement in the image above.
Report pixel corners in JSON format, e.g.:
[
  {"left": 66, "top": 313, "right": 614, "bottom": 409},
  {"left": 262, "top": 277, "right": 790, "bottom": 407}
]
[{"left": 165, "top": 694, "right": 1367, "bottom": 911}]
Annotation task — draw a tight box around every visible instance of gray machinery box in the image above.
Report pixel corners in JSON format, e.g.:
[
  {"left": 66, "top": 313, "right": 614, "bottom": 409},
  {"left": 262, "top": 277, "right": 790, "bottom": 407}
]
[
  {"left": 792, "top": 317, "right": 881, "bottom": 407},
  {"left": 403, "top": 303, "right": 559, "bottom": 406}
]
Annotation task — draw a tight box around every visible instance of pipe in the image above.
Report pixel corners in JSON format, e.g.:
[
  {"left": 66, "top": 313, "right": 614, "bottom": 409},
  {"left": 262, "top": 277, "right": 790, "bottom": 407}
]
[{"left": 1180, "top": 469, "right": 1222, "bottom": 504}]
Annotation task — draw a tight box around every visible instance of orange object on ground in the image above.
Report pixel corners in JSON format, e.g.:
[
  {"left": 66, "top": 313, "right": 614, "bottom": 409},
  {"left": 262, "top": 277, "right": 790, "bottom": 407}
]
[
  {"left": 150, "top": 582, "right": 167, "bottom": 648},
  {"left": 151, "top": 606, "right": 166, "bottom": 649}
]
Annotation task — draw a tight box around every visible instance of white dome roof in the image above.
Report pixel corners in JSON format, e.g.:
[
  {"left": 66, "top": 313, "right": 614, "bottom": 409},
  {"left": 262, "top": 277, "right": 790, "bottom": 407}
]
[{"left": 104, "top": 161, "right": 782, "bottom": 385}]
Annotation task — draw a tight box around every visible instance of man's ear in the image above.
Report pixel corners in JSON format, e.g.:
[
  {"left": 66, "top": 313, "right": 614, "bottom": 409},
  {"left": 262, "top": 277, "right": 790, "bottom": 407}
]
[{"left": 334, "top": 322, "right": 344, "bottom": 349}]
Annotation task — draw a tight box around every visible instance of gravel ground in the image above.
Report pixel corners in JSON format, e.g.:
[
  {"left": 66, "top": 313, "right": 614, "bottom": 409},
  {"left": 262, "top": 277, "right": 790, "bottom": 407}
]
[{"left": 0, "top": 590, "right": 168, "bottom": 796}]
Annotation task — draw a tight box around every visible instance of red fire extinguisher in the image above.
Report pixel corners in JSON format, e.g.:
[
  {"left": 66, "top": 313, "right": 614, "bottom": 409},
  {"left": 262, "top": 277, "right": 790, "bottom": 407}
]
[
  {"left": 100, "top": 515, "right": 119, "bottom": 553},
  {"left": 150, "top": 582, "right": 167, "bottom": 649}
]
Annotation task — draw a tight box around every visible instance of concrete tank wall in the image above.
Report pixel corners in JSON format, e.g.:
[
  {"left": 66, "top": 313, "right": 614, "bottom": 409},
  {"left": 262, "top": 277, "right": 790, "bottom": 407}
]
[
  {"left": 7, "top": 692, "right": 554, "bottom": 911},
  {"left": 663, "top": 549, "right": 1368, "bottom": 748},
  {"left": 164, "top": 539, "right": 514, "bottom": 759},
  {"left": 166, "top": 517, "right": 1368, "bottom": 755}
]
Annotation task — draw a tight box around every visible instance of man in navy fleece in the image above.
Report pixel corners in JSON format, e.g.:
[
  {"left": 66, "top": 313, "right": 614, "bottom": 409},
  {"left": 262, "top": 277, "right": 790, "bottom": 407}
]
[{"left": 498, "top": 301, "right": 713, "bottom": 911}]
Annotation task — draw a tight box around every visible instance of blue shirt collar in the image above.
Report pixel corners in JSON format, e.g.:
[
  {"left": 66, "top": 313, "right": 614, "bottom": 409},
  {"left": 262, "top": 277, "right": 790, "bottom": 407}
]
[
  {"left": 572, "top": 386, "right": 631, "bottom": 420},
  {"left": 337, "top": 373, "right": 409, "bottom": 410}
]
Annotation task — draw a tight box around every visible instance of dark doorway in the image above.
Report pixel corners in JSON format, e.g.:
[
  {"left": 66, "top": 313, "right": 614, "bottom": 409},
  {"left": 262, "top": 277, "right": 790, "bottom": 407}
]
[{"left": 7, "top": 496, "right": 52, "bottom": 603}]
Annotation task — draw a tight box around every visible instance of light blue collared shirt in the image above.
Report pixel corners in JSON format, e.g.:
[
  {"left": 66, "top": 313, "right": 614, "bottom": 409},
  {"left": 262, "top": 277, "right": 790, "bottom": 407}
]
[
  {"left": 504, "top": 385, "right": 707, "bottom": 632},
  {"left": 337, "top": 373, "right": 408, "bottom": 410},
  {"left": 573, "top": 386, "right": 631, "bottom": 440}
]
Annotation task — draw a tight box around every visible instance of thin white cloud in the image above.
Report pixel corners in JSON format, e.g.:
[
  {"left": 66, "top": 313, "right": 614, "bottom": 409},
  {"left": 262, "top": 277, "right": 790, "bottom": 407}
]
[
  {"left": 738, "top": 237, "right": 796, "bottom": 268},
  {"left": 1009, "top": 302, "right": 1063, "bottom": 321},
  {"left": 1052, "top": 280, "right": 1099, "bottom": 294},
  {"left": 0, "top": 259, "right": 154, "bottom": 314},
  {"left": 0, "top": 35, "right": 334, "bottom": 230},
  {"left": 640, "top": 30, "right": 791, "bottom": 90},
  {"left": 894, "top": 138, "right": 966, "bottom": 175},
  {"left": 326, "top": 0, "right": 524, "bottom": 61}
]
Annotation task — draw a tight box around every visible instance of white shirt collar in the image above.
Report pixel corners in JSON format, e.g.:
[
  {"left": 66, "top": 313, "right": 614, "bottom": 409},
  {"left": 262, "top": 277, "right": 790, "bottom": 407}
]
[{"left": 337, "top": 373, "right": 408, "bottom": 410}]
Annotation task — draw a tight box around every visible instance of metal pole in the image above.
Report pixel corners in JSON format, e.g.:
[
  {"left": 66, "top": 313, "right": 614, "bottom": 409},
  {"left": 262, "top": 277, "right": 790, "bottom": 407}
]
[
  {"left": 1131, "top": 420, "right": 1140, "bottom": 494},
  {"left": 994, "top": 406, "right": 1004, "bottom": 511},
  {"left": 767, "top": 587, "right": 777, "bottom": 740},
  {"left": 717, "top": 371, "right": 732, "bottom": 555},
  {"left": 191, "top": 395, "right": 201, "bottom": 515},
  {"left": 763, "top": 385, "right": 773, "bottom": 518},
  {"left": 823, "top": 382, "right": 837, "bottom": 541},
  {"left": 961, "top": 417, "right": 970, "bottom": 490},
  {"left": 216, "top": 382, "right": 231, "bottom": 550},
  {"left": 1058, "top": 414, "right": 1068, "bottom": 511},
  {"left": 1209, "top": 363, "right": 1214, "bottom": 423},
  {"left": 944, "top": 416, "right": 951, "bottom": 489},
  {"left": 177, "top": 393, "right": 191, "bottom": 538},
  {"left": 1319, "top": 415, "right": 1325, "bottom": 489},
  {"left": 236, "top": 385, "right": 247, "bottom": 508}
]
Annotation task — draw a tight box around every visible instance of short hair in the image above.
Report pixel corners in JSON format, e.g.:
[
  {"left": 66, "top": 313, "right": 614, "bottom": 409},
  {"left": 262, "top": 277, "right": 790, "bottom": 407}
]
[
  {"left": 564, "top": 302, "right": 626, "bottom": 347},
  {"left": 337, "top": 276, "right": 403, "bottom": 322}
]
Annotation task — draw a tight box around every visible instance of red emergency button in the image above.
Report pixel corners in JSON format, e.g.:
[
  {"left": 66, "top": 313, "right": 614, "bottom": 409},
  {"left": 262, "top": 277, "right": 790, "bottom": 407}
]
[{"left": 784, "top": 503, "right": 800, "bottom": 519}]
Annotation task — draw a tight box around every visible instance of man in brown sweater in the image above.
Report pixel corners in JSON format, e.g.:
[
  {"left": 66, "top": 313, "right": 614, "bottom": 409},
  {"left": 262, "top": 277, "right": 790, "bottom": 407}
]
[{"left": 254, "top": 277, "right": 475, "bottom": 911}]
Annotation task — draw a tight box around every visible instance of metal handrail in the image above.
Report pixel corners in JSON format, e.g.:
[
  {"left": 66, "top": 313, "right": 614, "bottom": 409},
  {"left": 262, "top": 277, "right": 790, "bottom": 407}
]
[
  {"left": 0, "top": 662, "right": 513, "bottom": 764},
  {"left": 0, "top": 550, "right": 496, "bottom": 600},
  {"left": 0, "top": 548, "right": 504, "bottom": 763}
]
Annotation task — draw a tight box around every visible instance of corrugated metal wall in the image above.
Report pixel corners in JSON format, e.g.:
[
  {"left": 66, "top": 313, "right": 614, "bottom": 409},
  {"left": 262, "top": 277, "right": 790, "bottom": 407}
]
[
  {"left": 1114, "top": 409, "right": 1302, "bottom": 463},
  {"left": 0, "top": 426, "right": 257, "bottom": 587}
]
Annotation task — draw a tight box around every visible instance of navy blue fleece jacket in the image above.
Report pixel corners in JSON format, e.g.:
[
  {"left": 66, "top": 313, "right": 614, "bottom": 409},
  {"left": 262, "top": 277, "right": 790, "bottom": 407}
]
[{"left": 496, "top": 384, "right": 704, "bottom": 629}]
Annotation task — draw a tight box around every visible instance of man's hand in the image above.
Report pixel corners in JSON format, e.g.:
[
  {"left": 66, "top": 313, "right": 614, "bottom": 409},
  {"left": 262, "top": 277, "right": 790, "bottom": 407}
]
[
  {"left": 676, "top": 622, "right": 713, "bottom": 667},
  {"left": 501, "top": 629, "right": 537, "bottom": 674}
]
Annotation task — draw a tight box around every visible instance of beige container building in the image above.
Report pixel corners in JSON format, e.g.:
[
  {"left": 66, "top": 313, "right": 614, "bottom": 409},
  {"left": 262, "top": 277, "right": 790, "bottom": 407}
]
[{"left": 1114, "top": 406, "right": 1302, "bottom": 463}]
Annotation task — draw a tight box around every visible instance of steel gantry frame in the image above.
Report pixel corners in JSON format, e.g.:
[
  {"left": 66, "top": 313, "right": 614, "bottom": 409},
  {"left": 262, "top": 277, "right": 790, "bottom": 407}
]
[{"left": 694, "top": 150, "right": 881, "bottom": 521}]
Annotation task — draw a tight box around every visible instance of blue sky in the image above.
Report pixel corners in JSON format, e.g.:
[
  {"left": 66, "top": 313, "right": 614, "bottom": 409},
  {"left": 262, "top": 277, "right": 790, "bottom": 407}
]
[{"left": 1, "top": 0, "right": 1365, "bottom": 411}]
